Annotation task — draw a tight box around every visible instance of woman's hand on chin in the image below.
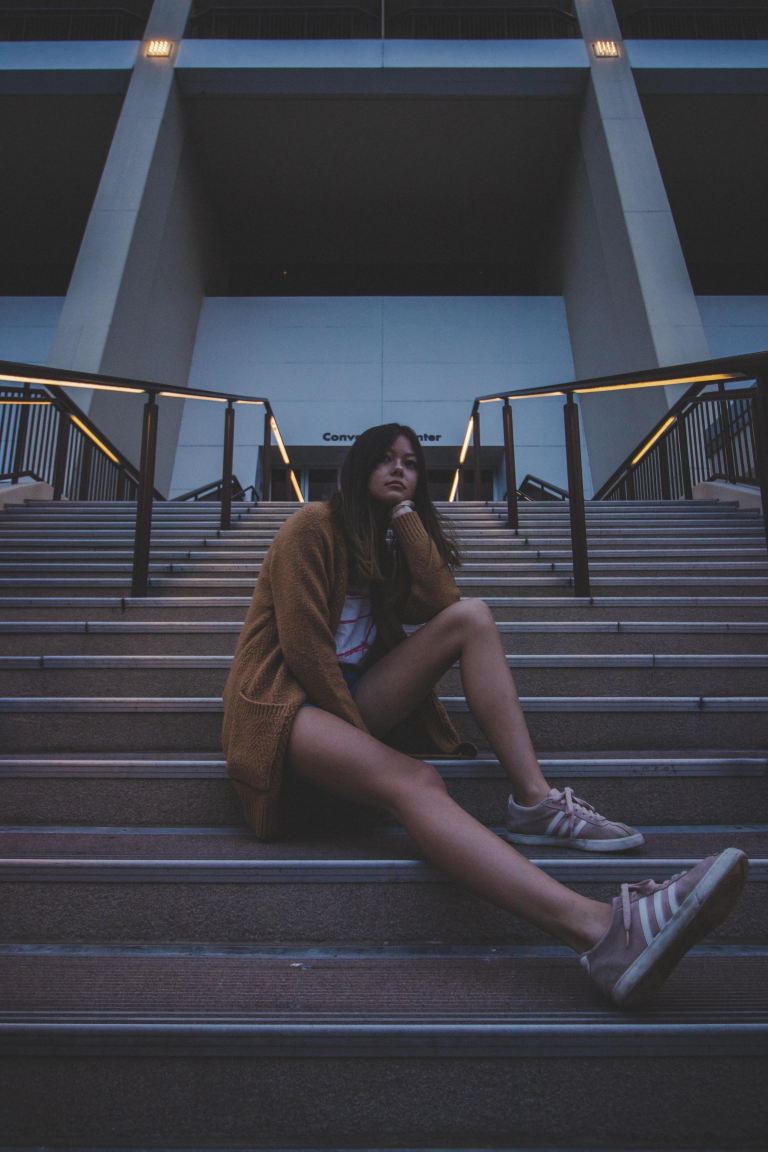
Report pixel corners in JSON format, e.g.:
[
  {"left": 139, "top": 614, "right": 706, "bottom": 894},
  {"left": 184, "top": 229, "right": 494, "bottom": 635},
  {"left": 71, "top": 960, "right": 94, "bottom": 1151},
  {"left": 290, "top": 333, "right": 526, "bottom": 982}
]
[{"left": 390, "top": 500, "right": 416, "bottom": 521}]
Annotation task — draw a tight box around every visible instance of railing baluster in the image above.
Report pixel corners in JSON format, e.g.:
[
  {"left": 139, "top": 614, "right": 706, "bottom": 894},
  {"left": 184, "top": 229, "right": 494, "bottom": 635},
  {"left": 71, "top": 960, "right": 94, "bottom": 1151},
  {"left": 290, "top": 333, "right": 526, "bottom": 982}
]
[
  {"left": 563, "top": 394, "right": 590, "bottom": 597},
  {"left": 78, "top": 439, "right": 93, "bottom": 501},
  {"left": 678, "top": 413, "right": 693, "bottom": 499},
  {"left": 718, "top": 382, "right": 737, "bottom": 482},
  {"left": 52, "top": 411, "right": 70, "bottom": 500},
  {"left": 754, "top": 376, "right": 768, "bottom": 554},
  {"left": 262, "top": 408, "right": 272, "bottom": 502},
  {"left": 659, "top": 435, "right": 671, "bottom": 499},
  {"left": 472, "top": 407, "right": 481, "bottom": 501},
  {"left": 502, "top": 399, "right": 518, "bottom": 530},
  {"left": 131, "top": 393, "right": 158, "bottom": 598},
  {"left": 221, "top": 401, "right": 235, "bottom": 530},
  {"left": 11, "top": 384, "right": 31, "bottom": 482}
]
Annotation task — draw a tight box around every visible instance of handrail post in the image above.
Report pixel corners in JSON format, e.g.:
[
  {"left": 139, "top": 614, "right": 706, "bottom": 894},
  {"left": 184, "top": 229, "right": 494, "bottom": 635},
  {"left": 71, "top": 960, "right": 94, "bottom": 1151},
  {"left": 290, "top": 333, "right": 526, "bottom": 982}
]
[
  {"left": 78, "top": 438, "right": 94, "bottom": 501},
  {"left": 718, "top": 381, "right": 737, "bottom": 482},
  {"left": 262, "top": 408, "right": 272, "bottom": 502},
  {"left": 659, "top": 435, "right": 671, "bottom": 499},
  {"left": 472, "top": 407, "right": 481, "bottom": 501},
  {"left": 677, "top": 414, "right": 693, "bottom": 500},
  {"left": 52, "top": 410, "right": 70, "bottom": 500},
  {"left": 502, "top": 399, "right": 518, "bottom": 530},
  {"left": 11, "top": 384, "right": 31, "bottom": 482},
  {"left": 754, "top": 376, "right": 768, "bottom": 555},
  {"left": 221, "top": 400, "right": 235, "bottom": 530},
  {"left": 131, "top": 392, "right": 158, "bottom": 598},
  {"left": 564, "top": 393, "right": 590, "bottom": 597}
]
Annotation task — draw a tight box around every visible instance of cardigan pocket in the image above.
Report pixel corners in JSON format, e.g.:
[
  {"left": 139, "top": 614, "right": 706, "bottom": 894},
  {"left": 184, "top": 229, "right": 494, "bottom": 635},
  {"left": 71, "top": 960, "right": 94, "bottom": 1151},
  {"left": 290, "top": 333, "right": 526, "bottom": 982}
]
[{"left": 224, "top": 691, "right": 299, "bottom": 793}]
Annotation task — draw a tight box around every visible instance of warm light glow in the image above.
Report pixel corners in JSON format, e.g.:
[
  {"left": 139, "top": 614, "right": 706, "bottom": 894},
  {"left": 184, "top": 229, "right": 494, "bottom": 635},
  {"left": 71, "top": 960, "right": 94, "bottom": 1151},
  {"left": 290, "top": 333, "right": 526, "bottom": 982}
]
[
  {"left": 289, "top": 469, "right": 304, "bottom": 503},
  {"left": 448, "top": 469, "right": 461, "bottom": 503},
  {"left": 235, "top": 399, "right": 265, "bottom": 406},
  {"left": 158, "top": 391, "right": 227, "bottom": 402},
  {"left": 0, "top": 374, "right": 144, "bottom": 395},
  {"left": 270, "top": 417, "right": 291, "bottom": 465},
  {"left": 70, "top": 415, "right": 120, "bottom": 464},
  {"left": 0, "top": 399, "right": 51, "bottom": 406},
  {"left": 458, "top": 417, "right": 474, "bottom": 465},
  {"left": 478, "top": 397, "right": 502, "bottom": 404},
  {"left": 510, "top": 391, "right": 565, "bottom": 401},
  {"left": 593, "top": 40, "right": 620, "bottom": 58},
  {"left": 575, "top": 373, "right": 735, "bottom": 396},
  {"left": 631, "top": 417, "right": 676, "bottom": 466},
  {"left": 145, "top": 39, "right": 173, "bottom": 58}
]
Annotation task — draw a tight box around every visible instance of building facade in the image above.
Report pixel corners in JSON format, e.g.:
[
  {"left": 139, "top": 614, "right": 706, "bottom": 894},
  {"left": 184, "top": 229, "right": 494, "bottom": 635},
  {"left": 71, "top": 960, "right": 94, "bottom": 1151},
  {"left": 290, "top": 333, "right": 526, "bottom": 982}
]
[{"left": 1, "top": 0, "right": 767, "bottom": 498}]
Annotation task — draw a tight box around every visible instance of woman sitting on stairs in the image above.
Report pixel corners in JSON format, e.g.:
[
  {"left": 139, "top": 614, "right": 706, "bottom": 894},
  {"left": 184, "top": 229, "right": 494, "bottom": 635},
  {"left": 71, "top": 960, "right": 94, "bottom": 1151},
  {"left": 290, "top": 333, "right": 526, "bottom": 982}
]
[{"left": 222, "top": 422, "right": 747, "bottom": 1007}]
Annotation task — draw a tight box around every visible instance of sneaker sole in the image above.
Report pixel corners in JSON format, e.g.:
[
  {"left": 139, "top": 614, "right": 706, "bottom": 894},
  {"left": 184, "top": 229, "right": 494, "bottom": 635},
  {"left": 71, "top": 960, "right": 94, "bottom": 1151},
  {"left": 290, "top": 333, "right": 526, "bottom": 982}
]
[
  {"left": 612, "top": 847, "right": 749, "bottom": 1007},
  {"left": 505, "top": 831, "right": 646, "bottom": 853}
]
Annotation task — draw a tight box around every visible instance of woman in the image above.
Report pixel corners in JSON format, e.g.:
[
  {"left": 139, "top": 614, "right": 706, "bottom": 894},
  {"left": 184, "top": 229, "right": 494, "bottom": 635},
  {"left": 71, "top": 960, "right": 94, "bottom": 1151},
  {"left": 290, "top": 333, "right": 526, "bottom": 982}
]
[{"left": 223, "top": 423, "right": 747, "bottom": 1006}]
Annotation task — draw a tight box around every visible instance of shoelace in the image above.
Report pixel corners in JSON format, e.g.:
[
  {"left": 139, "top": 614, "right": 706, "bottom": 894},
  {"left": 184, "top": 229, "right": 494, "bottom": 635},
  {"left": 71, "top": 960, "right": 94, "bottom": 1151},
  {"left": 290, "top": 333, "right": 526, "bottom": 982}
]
[
  {"left": 619, "top": 871, "right": 685, "bottom": 947},
  {"left": 558, "top": 786, "right": 602, "bottom": 835}
]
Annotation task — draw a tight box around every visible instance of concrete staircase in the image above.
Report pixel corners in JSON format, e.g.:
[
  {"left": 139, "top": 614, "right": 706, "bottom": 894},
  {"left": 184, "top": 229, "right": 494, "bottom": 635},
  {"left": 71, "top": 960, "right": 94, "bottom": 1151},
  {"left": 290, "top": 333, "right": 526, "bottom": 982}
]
[{"left": 1, "top": 497, "right": 767, "bottom": 1150}]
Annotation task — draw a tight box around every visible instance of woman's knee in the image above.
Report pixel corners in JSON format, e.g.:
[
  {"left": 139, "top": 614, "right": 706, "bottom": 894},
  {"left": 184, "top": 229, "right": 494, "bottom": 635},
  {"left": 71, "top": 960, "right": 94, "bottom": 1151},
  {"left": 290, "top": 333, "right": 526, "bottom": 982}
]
[
  {"left": 386, "top": 758, "right": 447, "bottom": 815},
  {"left": 434, "top": 597, "right": 495, "bottom": 638}
]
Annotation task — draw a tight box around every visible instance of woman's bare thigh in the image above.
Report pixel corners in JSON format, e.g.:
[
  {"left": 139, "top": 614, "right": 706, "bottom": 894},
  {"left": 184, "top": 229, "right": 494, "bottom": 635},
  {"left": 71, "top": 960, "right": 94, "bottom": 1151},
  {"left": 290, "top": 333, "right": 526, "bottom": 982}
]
[
  {"left": 353, "top": 598, "right": 494, "bottom": 737},
  {"left": 286, "top": 704, "right": 444, "bottom": 813}
]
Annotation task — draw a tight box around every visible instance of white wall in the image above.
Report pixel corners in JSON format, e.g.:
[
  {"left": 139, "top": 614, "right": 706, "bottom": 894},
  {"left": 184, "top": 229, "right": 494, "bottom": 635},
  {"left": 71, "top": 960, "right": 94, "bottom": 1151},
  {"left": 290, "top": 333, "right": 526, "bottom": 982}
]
[
  {"left": 0, "top": 298, "right": 64, "bottom": 364},
  {"left": 171, "top": 295, "right": 582, "bottom": 498},
  {"left": 697, "top": 297, "right": 768, "bottom": 357}
]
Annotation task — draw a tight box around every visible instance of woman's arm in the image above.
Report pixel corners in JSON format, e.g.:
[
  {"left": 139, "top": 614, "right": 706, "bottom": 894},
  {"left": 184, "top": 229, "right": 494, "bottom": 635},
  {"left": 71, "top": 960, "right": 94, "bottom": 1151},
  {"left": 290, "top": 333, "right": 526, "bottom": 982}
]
[
  {"left": 268, "top": 509, "right": 369, "bottom": 730},
  {"left": 390, "top": 506, "right": 460, "bottom": 623}
]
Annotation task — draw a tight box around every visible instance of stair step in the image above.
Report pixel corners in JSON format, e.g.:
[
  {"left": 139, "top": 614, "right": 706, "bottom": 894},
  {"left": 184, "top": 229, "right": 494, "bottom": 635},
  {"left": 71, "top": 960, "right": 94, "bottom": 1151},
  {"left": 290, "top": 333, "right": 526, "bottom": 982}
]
[
  {"left": 0, "top": 950, "right": 764, "bottom": 1148},
  {"left": 2, "top": 653, "right": 766, "bottom": 698},
  {"left": 1, "top": 753, "right": 766, "bottom": 827},
  {"left": 2, "top": 694, "right": 766, "bottom": 752},
  {"left": 1, "top": 843, "right": 764, "bottom": 946},
  {"left": 2, "top": 618, "right": 768, "bottom": 655}
]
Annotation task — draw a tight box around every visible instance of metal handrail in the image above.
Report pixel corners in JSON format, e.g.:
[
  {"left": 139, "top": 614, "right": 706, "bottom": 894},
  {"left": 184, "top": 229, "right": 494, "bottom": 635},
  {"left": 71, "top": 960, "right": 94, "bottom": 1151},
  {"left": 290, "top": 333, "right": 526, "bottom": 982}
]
[
  {"left": 451, "top": 349, "right": 768, "bottom": 596},
  {"left": 517, "top": 473, "right": 568, "bottom": 501},
  {"left": 0, "top": 358, "right": 301, "bottom": 596}
]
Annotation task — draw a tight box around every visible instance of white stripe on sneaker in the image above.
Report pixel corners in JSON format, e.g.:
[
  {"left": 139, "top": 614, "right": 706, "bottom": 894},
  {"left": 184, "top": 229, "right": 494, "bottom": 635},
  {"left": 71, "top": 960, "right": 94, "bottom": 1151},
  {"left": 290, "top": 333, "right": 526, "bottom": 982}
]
[
  {"left": 639, "top": 896, "right": 655, "bottom": 947},
  {"left": 653, "top": 889, "right": 668, "bottom": 931},
  {"left": 668, "top": 882, "right": 680, "bottom": 915},
  {"left": 546, "top": 812, "right": 566, "bottom": 836},
  {"left": 574, "top": 819, "right": 587, "bottom": 837}
]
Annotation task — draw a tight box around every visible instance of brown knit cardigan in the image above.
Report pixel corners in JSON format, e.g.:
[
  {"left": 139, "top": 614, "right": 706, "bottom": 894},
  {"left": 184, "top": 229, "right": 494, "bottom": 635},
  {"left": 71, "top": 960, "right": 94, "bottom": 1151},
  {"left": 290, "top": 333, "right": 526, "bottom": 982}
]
[{"left": 221, "top": 501, "right": 472, "bottom": 838}]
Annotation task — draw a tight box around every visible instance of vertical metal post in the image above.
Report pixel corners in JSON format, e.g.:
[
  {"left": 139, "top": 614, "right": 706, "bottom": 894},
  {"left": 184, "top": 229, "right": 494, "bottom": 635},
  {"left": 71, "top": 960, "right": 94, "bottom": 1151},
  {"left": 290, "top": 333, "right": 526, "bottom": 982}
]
[
  {"left": 564, "top": 393, "right": 590, "bottom": 598},
  {"left": 116, "top": 468, "right": 128, "bottom": 501},
  {"left": 626, "top": 468, "right": 636, "bottom": 501},
  {"left": 753, "top": 377, "right": 768, "bottom": 555},
  {"left": 77, "top": 438, "right": 93, "bottom": 501},
  {"left": 677, "top": 414, "right": 693, "bottom": 500},
  {"left": 659, "top": 435, "right": 671, "bottom": 500},
  {"left": 221, "top": 401, "right": 235, "bottom": 530},
  {"left": 502, "top": 399, "right": 518, "bottom": 530},
  {"left": 472, "top": 407, "right": 481, "bottom": 502},
  {"left": 262, "top": 408, "right": 272, "bottom": 502},
  {"left": 718, "top": 382, "right": 737, "bottom": 482},
  {"left": 131, "top": 393, "right": 158, "bottom": 598},
  {"left": 11, "top": 384, "right": 31, "bottom": 482},
  {"left": 52, "top": 410, "right": 70, "bottom": 500}
]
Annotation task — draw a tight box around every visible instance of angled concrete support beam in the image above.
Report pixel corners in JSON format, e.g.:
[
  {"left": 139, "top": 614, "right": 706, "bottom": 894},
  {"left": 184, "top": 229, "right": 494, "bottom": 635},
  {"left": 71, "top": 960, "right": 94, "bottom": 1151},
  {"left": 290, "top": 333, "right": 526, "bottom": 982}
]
[{"left": 563, "top": 0, "right": 710, "bottom": 489}]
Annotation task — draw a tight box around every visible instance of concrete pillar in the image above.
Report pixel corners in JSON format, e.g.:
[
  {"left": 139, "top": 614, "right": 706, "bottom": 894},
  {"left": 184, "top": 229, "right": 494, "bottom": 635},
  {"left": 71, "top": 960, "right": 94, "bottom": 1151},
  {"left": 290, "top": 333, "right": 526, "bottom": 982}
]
[
  {"left": 562, "top": 0, "right": 710, "bottom": 489},
  {"left": 48, "top": 0, "right": 220, "bottom": 496}
]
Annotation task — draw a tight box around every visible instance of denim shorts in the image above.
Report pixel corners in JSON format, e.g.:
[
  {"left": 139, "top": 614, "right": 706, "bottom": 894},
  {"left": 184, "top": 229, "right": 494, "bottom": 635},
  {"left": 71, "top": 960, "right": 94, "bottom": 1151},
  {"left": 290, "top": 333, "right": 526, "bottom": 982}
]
[{"left": 301, "top": 662, "right": 363, "bottom": 709}]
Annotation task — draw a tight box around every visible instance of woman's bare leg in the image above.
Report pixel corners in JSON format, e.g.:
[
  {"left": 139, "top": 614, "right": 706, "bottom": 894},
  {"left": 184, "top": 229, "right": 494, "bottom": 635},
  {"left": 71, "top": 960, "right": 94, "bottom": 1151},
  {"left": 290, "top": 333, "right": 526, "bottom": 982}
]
[
  {"left": 286, "top": 707, "right": 612, "bottom": 953},
  {"left": 355, "top": 598, "right": 550, "bottom": 805}
]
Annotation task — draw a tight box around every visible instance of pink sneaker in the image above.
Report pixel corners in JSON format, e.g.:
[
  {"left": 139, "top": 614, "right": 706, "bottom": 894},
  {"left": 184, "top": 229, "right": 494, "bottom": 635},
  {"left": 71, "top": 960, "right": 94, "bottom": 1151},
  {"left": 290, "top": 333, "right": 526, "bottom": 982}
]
[
  {"left": 580, "top": 848, "right": 749, "bottom": 1007},
  {"left": 506, "top": 786, "right": 644, "bottom": 852}
]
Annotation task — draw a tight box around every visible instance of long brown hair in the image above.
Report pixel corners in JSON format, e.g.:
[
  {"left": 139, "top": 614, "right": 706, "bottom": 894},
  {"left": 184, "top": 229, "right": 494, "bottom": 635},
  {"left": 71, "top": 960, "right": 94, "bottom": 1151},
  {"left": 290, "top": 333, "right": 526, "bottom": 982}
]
[{"left": 329, "top": 423, "right": 461, "bottom": 587}]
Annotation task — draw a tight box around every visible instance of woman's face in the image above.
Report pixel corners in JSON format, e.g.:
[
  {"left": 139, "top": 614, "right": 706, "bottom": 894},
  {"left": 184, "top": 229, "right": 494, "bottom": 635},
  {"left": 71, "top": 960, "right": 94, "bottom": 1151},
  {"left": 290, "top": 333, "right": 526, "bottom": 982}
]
[{"left": 367, "top": 433, "right": 419, "bottom": 509}]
